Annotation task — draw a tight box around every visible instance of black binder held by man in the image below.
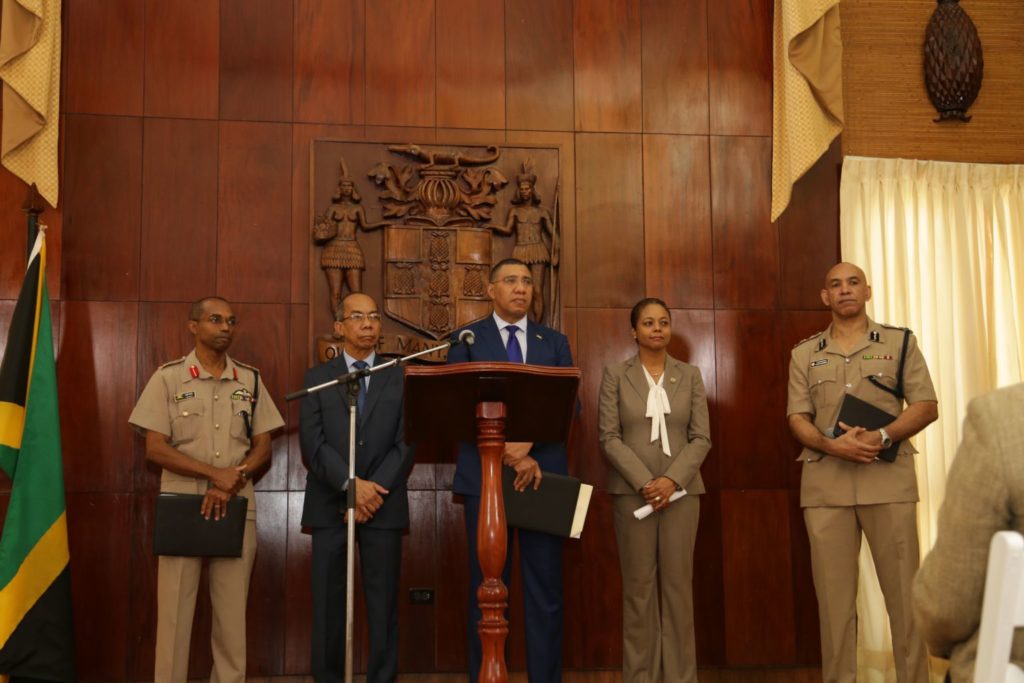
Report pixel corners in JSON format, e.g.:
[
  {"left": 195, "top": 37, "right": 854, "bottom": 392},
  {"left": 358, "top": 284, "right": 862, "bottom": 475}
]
[
  {"left": 152, "top": 493, "right": 248, "bottom": 557},
  {"left": 831, "top": 329, "right": 910, "bottom": 463}
]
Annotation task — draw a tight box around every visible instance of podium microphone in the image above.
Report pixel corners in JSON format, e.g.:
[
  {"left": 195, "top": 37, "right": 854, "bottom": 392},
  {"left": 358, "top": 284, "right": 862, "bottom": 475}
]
[{"left": 454, "top": 329, "right": 476, "bottom": 346}]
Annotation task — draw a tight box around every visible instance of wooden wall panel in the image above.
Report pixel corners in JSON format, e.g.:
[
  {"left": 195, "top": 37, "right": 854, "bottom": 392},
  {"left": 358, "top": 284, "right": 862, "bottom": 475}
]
[
  {"left": 400, "top": 491, "right": 438, "bottom": 671},
  {"left": 62, "top": 115, "right": 142, "bottom": 302},
  {"left": 219, "top": 0, "right": 294, "bottom": 122},
  {"left": 217, "top": 121, "right": 292, "bottom": 303},
  {"left": 641, "top": 0, "right": 710, "bottom": 135},
  {"left": 721, "top": 490, "right": 797, "bottom": 665},
  {"left": 789, "top": 490, "right": 822, "bottom": 665},
  {"left": 707, "top": 0, "right": 772, "bottom": 136},
  {"left": 284, "top": 492, "right": 313, "bottom": 674},
  {"left": 64, "top": 0, "right": 144, "bottom": 116},
  {"left": 287, "top": 304, "right": 311, "bottom": 491},
  {"left": 693, "top": 491, "right": 726, "bottom": 664},
  {"left": 714, "top": 310, "right": 789, "bottom": 490},
  {"left": 778, "top": 140, "right": 841, "bottom": 310},
  {"left": 505, "top": 0, "right": 574, "bottom": 131},
  {"left": 573, "top": 0, "right": 642, "bottom": 132},
  {"left": 128, "top": 493, "right": 158, "bottom": 680},
  {"left": 227, "top": 303, "right": 292, "bottom": 492},
  {"left": 68, "top": 493, "right": 133, "bottom": 680},
  {"left": 643, "top": 135, "right": 713, "bottom": 309},
  {"left": 140, "top": 118, "right": 219, "bottom": 302},
  {"left": 144, "top": 0, "right": 220, "bottom": 119},
  {"left": 710, "top": 135, "right": 777, "bottom": 310},
  {"left": 294, "top": 0, "right": 366, "bottom": 125},
  {"left": 58, "top": 301, "right": 138, "bottom": 493},
  {"left": 575, "top": 134, "right": 644, "bottom": 308},
  {"left": 666, "top": 308, "right": 718, "bottom": 487},
  {"left": 365, "top": 0, "right": 436, "bottom": 127},
  {"left": 842, "top": 0, "right": 1024, "bottom": 163},
  {"left": 434, "top": 493, "right": 469, "bottom": 671},
  {"left": 0, "top": 165, "right": 62, "bottom": 300},
  {"left": 437, "top": 0, "right": 506, "bottom": 130},
  {"left": 248, "top": 491, "right": 289, "bottom": 675}
]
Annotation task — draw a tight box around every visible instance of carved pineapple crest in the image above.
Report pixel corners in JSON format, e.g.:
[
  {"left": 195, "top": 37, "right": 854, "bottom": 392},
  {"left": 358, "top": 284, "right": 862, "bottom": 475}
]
[{"left": 924, "top": 0, "right": 984, "bottom": 122}]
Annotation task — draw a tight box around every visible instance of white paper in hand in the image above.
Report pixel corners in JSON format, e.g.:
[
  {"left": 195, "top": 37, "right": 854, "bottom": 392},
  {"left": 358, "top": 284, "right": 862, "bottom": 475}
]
[{"left": 633, "top": 489, "right": 687, "bottom": 520}]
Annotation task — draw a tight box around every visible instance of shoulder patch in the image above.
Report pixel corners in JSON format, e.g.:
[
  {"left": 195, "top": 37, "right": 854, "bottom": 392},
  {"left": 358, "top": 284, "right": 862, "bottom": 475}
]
[
  {"left": 232, "top": 359, "right": 258, "bottom": 372},
  {"left": 158, "top": 357, "right": 186, "bottom": 370},
  {"left": 879, "top": 323, "right": 910, "bottom": 333},
  {"left": 793, "top": 331, "right": 823, "bottom": 349}
]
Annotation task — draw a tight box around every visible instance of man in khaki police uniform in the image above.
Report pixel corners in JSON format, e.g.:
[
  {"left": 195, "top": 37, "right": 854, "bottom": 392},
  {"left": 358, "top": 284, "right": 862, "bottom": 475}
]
[
  {"left": 787, "top": 263, "right": 938, "bottom": 683},
  {"left": 129, "top": 297, "right": 284, "bottom": 683}
]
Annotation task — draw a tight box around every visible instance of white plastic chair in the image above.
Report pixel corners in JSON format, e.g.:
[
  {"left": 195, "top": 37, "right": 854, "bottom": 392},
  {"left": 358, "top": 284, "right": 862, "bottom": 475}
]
[{"left": 974, "top": 531, "right": 1024, "bottom": 683}]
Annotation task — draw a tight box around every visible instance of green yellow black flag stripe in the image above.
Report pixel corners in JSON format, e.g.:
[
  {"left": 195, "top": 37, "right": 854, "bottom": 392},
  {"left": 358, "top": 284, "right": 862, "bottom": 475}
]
[{"left": 0, "top": 232, "right": 76, "bottom": 681}]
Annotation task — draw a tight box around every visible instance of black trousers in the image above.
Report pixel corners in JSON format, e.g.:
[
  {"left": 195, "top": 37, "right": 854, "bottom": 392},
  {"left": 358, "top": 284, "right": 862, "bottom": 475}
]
[{"left": 310, "top": 525, "right": 402, "bottom": 683}]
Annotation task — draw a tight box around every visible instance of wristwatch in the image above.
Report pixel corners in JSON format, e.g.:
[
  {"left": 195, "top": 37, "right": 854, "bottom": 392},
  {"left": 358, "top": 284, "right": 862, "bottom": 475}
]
[{"left": 879, "top": 427, "right": 893, "bottom": 448}]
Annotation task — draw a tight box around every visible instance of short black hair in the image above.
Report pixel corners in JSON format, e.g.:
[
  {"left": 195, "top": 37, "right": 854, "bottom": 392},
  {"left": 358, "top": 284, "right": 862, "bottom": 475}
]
[
  {"left": 189, "top": 296, "right": 230, "bottom": 321},
  {"left": 630, "top": 297, "right": 670, "bottom": 328},
  {"left": 490, "top": 257, "right": 530, "bottom": 282}
]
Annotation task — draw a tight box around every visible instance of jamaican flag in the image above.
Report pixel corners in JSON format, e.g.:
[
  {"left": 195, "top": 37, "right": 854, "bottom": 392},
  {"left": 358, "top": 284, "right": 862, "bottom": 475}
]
[{"left": 0, "top": 232, "right": 75, "bottom": 681}]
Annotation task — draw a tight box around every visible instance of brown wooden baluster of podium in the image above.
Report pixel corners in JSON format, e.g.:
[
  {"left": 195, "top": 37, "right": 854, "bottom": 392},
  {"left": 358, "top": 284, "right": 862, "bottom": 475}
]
[{"left": 476, "top": 400, "right": 509, "bottom": 683}]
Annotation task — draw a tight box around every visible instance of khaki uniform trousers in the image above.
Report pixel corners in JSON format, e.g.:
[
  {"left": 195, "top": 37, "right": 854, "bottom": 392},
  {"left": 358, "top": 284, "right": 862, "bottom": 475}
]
[
  {"left": 804, "top": 503, "right": 928, "bottom": 683},
  {"left": 613, "top": 493, "right": 699, "bottom": 683},
  {"left": 155, "top": 519, "right": 257, "bottom": 683}
]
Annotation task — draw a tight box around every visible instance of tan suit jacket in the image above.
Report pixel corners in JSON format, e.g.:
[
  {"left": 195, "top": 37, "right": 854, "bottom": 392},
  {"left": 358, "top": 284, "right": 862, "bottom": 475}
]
[
  {"left": 599, "top": 355, "right": 711, "bottom": 494},
  {"left": 913, "top": 383, "right": 1024, "bottom": 683}
]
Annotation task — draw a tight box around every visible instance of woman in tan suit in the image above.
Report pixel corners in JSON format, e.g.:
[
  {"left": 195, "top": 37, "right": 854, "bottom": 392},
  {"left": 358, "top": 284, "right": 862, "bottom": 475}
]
[{"left": 599, "top": 297, "right": 712, "bottom": 683}]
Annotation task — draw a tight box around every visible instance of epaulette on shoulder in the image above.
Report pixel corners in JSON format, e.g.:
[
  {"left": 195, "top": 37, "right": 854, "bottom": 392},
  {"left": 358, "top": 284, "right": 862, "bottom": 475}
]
[
  {"left": 880, "top": 323, "right": 911, "bottom": 333},
  {"left": 159, "top": 356, "right": 186, "bottom": 370},
  {"left": 793, "top": 331, "right": 823, "bottom": 349},
  {"left": 233, "top": 359, "right": 258, "bottom": 372}
]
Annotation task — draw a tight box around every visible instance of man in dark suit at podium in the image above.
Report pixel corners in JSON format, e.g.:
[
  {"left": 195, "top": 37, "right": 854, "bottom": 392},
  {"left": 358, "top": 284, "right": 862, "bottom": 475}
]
[
  {"left": 447, "top": 257, "right": 574, "bottom": 683},
  {"left": 300, "top": 292, "right": 415, "bottom": 683}
]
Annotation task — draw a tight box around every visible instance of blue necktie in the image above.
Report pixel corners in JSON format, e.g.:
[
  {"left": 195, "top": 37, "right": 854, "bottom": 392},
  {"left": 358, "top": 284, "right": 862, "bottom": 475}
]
[
  {"left": 352, "top": 360, "right": 368, "bottom": 414},
  {"left": 505, "top": 325, "right": 524, "bottom": 363}
]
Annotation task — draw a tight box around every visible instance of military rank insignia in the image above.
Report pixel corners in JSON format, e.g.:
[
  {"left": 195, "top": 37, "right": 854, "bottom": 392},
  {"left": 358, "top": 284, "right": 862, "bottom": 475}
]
[{"left": 231, "top": 388, "right": 254, "bottom": 402}]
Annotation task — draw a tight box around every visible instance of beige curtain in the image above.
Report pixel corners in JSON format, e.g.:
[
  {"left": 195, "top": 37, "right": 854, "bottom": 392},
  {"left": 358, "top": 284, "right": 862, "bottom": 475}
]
[{"left": 840, "top": 155, "right": 1024, "bottom": 682}]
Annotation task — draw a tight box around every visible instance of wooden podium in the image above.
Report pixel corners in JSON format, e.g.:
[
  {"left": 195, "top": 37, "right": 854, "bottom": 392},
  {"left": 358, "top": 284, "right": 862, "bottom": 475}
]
[{"left": 404, "top": 362, "right": 580, "bottom": 683}]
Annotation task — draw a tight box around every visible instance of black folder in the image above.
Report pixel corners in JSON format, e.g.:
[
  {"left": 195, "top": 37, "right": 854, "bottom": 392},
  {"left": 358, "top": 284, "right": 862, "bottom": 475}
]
[
  {"left": 501, "top": 467, "right": 593, "bottom": 539},
  {"left": 153, "top": 493, "right": 248, "bottom": 557},
  {"left": 832, "top": 393, "right": 901, "bottom": 462}
]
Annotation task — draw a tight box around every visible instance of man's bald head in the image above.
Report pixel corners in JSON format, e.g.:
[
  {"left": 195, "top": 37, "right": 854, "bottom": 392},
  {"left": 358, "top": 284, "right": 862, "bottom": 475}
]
[{"left": 824, "top": 262, "right": 868, "bottom": 289}]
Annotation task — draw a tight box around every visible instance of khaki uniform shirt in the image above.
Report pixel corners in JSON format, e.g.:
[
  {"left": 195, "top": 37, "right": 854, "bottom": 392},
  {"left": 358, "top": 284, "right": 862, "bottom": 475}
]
[
  {"left": 787, "top": 319, "right": 937, "bottom": 508},
  {"left": 129, "top": 349, "right": 285, "bottom": 521}
]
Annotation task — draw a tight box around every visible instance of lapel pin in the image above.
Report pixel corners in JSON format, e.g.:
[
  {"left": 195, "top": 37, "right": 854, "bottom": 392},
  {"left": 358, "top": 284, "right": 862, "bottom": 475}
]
[
  {"left": 535, "top": 334, "right": 543, "bottom": 340},
  {"left": 670, "top": 377, "right": 677, "bottom": 383}
]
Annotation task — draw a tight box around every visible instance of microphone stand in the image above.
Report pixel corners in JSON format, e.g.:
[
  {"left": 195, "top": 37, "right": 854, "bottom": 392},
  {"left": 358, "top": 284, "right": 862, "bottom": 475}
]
[{"left": 284, "top": 335, "right": 469, "bottom": 683}]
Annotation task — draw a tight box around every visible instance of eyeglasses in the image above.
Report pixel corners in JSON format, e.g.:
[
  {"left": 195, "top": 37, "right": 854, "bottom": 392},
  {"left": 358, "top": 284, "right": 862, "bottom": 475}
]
[
  {"left": 340, "top": 312, "right": 382, "bottom": 323},
  {"left": 492, "top": 275, "right": 533, "bottom": 287},
  {"left": 193, "top": 314, "right": 238, "bottom": 327}
]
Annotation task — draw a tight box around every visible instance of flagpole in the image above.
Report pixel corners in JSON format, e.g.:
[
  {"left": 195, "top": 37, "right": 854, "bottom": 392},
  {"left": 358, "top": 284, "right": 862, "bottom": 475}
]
[{"left": 21, "top": 184, "right": 44, "bottom": 258}]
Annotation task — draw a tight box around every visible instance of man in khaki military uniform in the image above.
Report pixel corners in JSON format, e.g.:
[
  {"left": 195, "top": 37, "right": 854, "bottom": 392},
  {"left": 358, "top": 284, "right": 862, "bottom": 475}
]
[
  {"left": 787, "top": 263, "right": 938, "bottom": 683},
  {"left": 129, "top": 297, "right": 284, "bottom": 683}
]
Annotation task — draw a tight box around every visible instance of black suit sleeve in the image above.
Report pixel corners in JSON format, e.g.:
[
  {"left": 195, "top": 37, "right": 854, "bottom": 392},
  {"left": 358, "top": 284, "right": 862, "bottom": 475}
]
[
  {"left": 299, "top": 369, "right": 348, "bottom": 492},
  {"left": 553, "top": 330, "right": 573, "bottom": 367},
  {"left": 369, "top": 386, "right": 415, "bottom": 492},
  {"left": 447, "top": 333, "right": 470, "bottom": 363}
]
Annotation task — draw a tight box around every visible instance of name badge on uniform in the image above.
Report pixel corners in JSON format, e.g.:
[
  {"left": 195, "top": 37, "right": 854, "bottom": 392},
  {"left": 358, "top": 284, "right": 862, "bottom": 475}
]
[
  {"left": 231, "top": 388, "right": 253, "bottom": 403},
  {"left": 810, "top": 358, "right": 829, "bottom": 368},
  {"left": 174, "top": 391, "right": 195, "bottom": 402}
]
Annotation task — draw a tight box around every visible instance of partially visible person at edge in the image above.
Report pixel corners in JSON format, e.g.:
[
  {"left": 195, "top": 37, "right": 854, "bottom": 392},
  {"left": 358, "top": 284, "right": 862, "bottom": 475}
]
[
  {"left": 129, "top": 296, "right": 284, "bottom": 683},
  {"left": 447, "top": 257, "right": 574, "bottom": 683},
  {"left": 913, "top": 382, "right": 1024, "bottom": 683},
  {"left": 599, "top": 297, "right": 711, "bottom": 683},
  {"left": 787, "top": 262, "right": 938, "bottom": 683}
]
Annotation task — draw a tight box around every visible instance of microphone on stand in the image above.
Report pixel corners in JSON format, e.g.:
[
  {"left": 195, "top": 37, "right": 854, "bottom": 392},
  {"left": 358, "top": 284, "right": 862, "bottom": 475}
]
[{"left": 453, "top": 329, "right": 476, "bottom": 347}]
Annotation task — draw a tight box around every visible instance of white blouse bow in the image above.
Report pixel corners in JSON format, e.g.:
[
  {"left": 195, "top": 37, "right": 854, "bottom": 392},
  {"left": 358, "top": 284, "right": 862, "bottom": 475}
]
[{"left": 642, "top": 365, "right": 672, "bottom": 457}]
